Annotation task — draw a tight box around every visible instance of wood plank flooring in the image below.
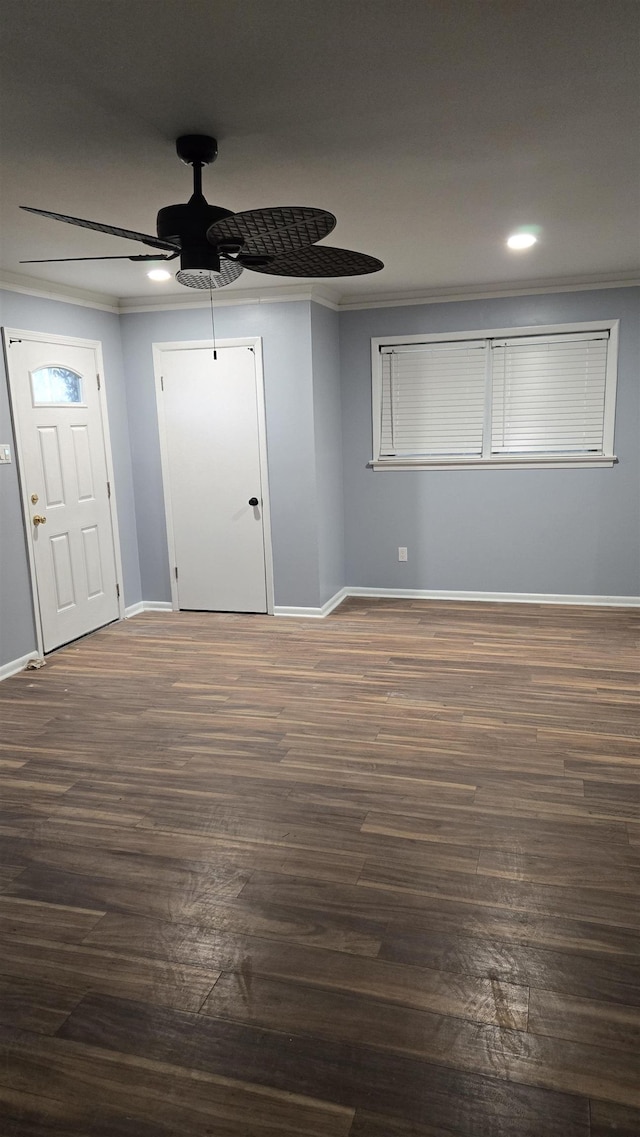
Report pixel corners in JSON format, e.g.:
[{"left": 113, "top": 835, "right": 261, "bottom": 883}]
[{"left": 0, "top": 597, "right": 638, "bottom": 1135}]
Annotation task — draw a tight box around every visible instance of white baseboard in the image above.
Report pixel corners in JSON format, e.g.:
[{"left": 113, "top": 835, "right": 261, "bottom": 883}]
[
  {"left": 276, "top": 586, "right": 639, "bottom": 616},
  {"left": 124, "top": 600, "right": 173, "bottom": 617},
  {"left": 346, "top": 586, "right": 640, "bottom": 607},
  {"left": 0, "top": 651, "right": 41, "bottom": 681},
  {"left": 127, "top": 587, "right": 639, "bottom": 625},
  {"left": 274, "top": 587, "right": 349, "bottom": 619},
  {"left": 5, "top": 585, "right": 634, "bottom": 684}
]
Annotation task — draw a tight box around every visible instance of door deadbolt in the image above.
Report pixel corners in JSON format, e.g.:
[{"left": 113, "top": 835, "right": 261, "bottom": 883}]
[{"left": 31, "top": 493, "right": 39, "bottom": 504}]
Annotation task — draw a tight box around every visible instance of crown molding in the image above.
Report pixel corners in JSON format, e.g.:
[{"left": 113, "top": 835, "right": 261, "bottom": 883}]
[
  {"left": 1, "top": 268, "right": 638, "bottom": 319},
  {"left": 0, "top": 271, "right": 341, "bottom": 314},
  {"left": 0, "top": 269, "right": 119, "bottom": 312},
  {"left": 118, "top": 283, "right": 340, "bottom": 314},
  {"left": 339, "top": 272, "right": 640, "bottom": 310}
]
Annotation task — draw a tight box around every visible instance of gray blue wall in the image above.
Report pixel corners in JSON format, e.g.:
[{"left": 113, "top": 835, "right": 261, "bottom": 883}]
[
  {"left": 311, "top": 303, "right": 345, "bottom": 605},
  {"left": 0, "top": 289, "right": 140, "bottom": 668},
  {"left": 2, "top": 283, "right": 638, "bottom": 668},
  {"left": 339, "top": 287, "right": 640, "bottom": 596}
]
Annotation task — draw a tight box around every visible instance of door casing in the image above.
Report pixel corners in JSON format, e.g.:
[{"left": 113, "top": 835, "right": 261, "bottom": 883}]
[
  {"left": 152, "top": 337, "right": 274, "bottom": 614},
  {"left": 3, "top": 327, "right": 126, "bottom": 657}
]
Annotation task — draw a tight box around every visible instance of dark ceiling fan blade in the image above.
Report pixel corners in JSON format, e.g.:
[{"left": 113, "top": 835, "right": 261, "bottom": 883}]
[
  {"left": 238, "top": 245, "right": 384, "bottom": 278},
  {"left": 208, "top": 207, "right": 336, "bottom": 256},
  {"left": 20, "top": 253, "right": 179, "bottom": 264},
  {"left": 20, "top": 206, "right": 180, "bottom": 252}
]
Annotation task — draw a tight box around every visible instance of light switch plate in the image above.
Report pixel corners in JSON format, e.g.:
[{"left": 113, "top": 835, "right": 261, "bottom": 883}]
[{"left": 0, "top": 444, "right": 11, "bottom": 463}]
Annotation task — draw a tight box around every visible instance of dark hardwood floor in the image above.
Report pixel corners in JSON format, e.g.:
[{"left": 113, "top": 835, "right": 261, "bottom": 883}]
[{"left": 0, "top": 598, "right": 638, "bottom": 1136}]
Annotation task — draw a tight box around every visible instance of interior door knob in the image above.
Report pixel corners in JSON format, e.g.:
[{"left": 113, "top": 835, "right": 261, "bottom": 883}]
[
  {"left": 33, "top": 514, "right": 47, "bottom": 526},
  {"left": 248, "top": 497, "right": 259, "bottom": 507}
]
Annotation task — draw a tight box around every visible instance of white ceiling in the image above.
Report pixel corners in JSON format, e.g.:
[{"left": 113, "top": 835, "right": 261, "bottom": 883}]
[{"left": 1, "top": 0, "right": 638, "bottom": 305}]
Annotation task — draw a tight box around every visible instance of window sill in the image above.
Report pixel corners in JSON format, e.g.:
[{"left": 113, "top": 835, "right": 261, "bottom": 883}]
[{"left": 369, "top": 455, "right": 617, "bottom": 472}]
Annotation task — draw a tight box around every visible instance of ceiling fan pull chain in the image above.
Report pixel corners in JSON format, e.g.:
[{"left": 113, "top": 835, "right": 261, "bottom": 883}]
[{"left": 209, "top": 286, "right": 217, "bottom": 361}]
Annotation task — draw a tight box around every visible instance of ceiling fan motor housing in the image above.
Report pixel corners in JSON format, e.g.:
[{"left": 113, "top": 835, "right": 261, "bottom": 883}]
[
  {"left": 178, "top": 245, "right": 222, "bottom": 272},
  {"left": 156, "top": 202, "right": 233, "bottom": 246}
]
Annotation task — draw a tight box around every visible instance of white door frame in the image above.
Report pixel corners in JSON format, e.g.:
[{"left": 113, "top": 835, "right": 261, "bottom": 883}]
[
  {"left": 152, "top": 337, "right": 275, "bottom": 615},
  {"left": 3, "top": 327, "right": 126, "bottom": 657}
]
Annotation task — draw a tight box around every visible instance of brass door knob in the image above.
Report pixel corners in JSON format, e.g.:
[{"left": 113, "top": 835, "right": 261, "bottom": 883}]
[{"left": 33, "top": 514, "right": 47, "bottom": 526}]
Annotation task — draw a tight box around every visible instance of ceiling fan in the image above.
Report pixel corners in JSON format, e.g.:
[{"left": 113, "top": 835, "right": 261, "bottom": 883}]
[{"left": 20, "top": 135, "right": 384, "bottom": 289}]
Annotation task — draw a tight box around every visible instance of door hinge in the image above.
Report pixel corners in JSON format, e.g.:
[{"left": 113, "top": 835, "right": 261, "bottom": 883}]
[
  {"left": 116, "top": 583, "right": 120, "bottom": 598},
  {"left": 160, "top": 376, "right": 164, "bottom": 391},
  {"left": 107, "top": 480, "right": 111, "bottom": 499},
  {"left": 174, "top": 565, "right": 179, "bottom": 580},
  {"left": 97, "top": 373, "right": 101, "bottom": 391}
]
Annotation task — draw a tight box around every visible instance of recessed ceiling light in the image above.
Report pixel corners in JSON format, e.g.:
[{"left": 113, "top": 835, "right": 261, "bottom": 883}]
[
  {"left": 507, "top": 232, "right": 538, "bottom": 250},
  {"left": 147, "top": 267, "right": 172, "bottom": 281}
]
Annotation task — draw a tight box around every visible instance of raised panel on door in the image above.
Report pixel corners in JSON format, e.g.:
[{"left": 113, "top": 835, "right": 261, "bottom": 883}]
[
  {"left": 37, "top": 426, "right": 66, "bottom": 507},
  {"left": 71, "top": 425, "right": 95, "bottom": 501},
  {"left": 161, "top": 345, "right": 268, "bottom": 613},
  {"left": 49, "top": 532, "right": 76, "bottom": 611}
]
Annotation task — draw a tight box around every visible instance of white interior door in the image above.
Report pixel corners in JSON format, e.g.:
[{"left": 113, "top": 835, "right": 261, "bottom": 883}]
[
  {"left": 5, "top": 334, "right": 121, "bottom": 652},
  {"left": 158, "top": 343, "right": 270, "bottom": 613}
]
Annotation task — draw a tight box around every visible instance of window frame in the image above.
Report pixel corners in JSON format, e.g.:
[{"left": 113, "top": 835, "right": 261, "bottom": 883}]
[
  {"left": 370, "top": 319, "right": 619, "bottom": 471},
  {"left": 30, "top": 363, "right": 87, "bottom": 408}
]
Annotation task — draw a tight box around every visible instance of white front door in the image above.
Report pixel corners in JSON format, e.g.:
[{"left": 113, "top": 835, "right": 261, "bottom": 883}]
[
  {"left": 157, "top": 342, "right": 270, "bottom": 613},
  {"left": 5, "top": 333, "right": 121, "bottom": 652}
]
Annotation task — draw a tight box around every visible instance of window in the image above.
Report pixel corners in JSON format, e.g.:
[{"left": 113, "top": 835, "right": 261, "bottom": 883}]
[
  {"left": 372, "top": 321, "right": 619, "bottom": 470},
  {"left": 31, "top": 366, "right": 83, "bottom": 405}
]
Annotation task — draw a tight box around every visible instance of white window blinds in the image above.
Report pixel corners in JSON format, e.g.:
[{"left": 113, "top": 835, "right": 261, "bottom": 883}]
[
  {"left": 377, "top": 329, "right": 612, "bottom": 463},
  {"left": 380, "top": 342, "right": 487, "bottom": 457},
  {"left": 490, "top": 332, "right": 609, "bottom": 455}
]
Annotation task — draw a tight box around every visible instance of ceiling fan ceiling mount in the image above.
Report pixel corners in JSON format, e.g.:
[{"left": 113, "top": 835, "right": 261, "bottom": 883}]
[
  {"left": 175, "top": 134, "right": 219, "bottom": 168},
  {"left": 20, "top": 135, "right": 384, "bottom": 289}
]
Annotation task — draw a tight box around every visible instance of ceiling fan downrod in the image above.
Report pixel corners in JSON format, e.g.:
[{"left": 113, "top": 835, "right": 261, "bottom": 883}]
[
  {"left": 175, "top": 135, "right": 218, "bottom": 202},
  {"left": 156, "top": 136, "right": 231, "bottom": 261}
]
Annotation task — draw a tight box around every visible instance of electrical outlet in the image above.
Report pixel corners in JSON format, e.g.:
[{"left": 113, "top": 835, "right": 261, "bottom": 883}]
[{"left": 398, "top": 546, "right": 408, "bottom": 561}]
